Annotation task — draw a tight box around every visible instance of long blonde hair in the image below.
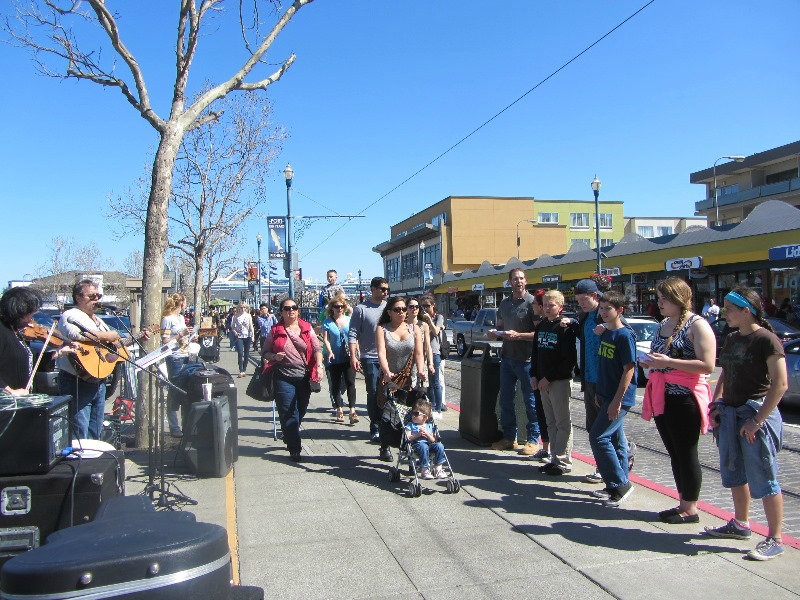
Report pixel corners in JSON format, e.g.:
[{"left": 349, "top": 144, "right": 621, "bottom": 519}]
[
  {"left": 656, "top": 277, "right": 692, "bottom": 352},
  {"left": 162, "top": 293, "right": 186, "bottom": 317}
]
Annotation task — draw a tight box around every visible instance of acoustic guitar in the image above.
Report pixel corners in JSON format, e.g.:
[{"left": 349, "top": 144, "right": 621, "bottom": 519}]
[{"left": 69, "top": 326, "right": 160, "bottom": 381}]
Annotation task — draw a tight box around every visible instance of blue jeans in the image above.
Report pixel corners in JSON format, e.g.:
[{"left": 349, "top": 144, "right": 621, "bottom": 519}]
[
  {"left": 273, "top": 372, "right": 311, "bottom": 454},
  {"left": 589, "top": 399, "right": 630, "bottom": 489},
  {"left": 412, "top": 440, "right": 445, "bottom": 469},
  {"left": 428, "top": 354, "right": 443, "bottom": 411},
  {"left": 228, "top": 330, "right": 236, "bottom": 349},
  {"left": 59, "top": 371, "right": 106, "bottom": 440},
  {"left": 361, "top": 359, "right": 381, "bottom": 436},
  {"left": 498, "top": 358, "right": 540, "bottom": 443},
  {"left": 235, "top": 338, "right": 251, "bottom": 373},
  {"left": 165, "top": 354, "right": 187, "bottom": 433}
]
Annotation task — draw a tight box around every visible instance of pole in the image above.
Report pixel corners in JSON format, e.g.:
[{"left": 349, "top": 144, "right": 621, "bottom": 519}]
[
  {"left": 593, "top": 187, "right": 602, "bottom": 274},
  {"left": 256, "top": 235, "right": 262, "bottom": 305},
  {"left": 713, "top": 162, "right": 719, "bottom": 226},
  {"left": 285, "top": 171, "right": 294, "bottom": 300}
]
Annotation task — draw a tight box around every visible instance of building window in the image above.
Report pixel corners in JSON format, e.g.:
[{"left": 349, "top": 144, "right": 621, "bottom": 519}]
[
  {"left": 657, "top": 226, "right": 673, "bottom": 236},
  {"left": 765, "top": 168, "right": 798, "bottom": 185},
  {"left": 599, "top": 213, "right": 613, "bottom": 229},
  {"left": 385, "top": 257, "right": 400, "bottom": 283},
  {"left": 572, "top": 238, "right": 591, "bottom": 248},
  {"left": 431, "top": 212, "right": 447, "bottom": 227},
  {"left": 401, "top": 253, "right": 418, "bottom": 280},
  {"left": 422, "top": 243, "right": 441, "bottom": 274},
  {"left": 637, "top": 226, "right": 654, "bottom": 238},
  {"left": 538, "top": 212, "right": 558, "bottom": 224},
  {"left": 600, "top": 238, "right": 614, "bottom": 248},
  {"left": 571, "top": 213, "right": 590, "bottom": 228}
]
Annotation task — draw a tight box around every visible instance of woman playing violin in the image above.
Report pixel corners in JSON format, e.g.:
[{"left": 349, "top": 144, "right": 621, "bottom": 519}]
[{"left": 0, "top": 287, "right": 73, "bottom": 396}]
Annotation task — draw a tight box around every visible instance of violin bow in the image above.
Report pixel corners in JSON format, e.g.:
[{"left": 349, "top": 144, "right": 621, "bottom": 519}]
[{"left": 25, "top": 322, "right": 58, "bottom": 392}]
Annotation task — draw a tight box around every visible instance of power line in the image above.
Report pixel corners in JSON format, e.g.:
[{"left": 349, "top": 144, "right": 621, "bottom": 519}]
[{"left": 301, "top": 0, "right": 657, "bottom": 260}]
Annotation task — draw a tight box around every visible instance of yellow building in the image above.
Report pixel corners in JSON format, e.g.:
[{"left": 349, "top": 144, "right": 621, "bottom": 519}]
[{"left": 372, "top": 196, "right": 625, "bottom": 295}]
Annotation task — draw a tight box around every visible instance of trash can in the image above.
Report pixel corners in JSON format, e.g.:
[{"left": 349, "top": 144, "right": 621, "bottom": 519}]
[
  {"left": 459, "top": 342, "right": 503, "bottom": 446},
  {"left": 198, "top": 329, "right": 220, "bottom": 362}
]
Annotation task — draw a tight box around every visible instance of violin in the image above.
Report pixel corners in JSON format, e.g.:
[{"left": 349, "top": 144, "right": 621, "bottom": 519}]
[{"left": 20, "top": 323, "right": 67, "bottom": 347}]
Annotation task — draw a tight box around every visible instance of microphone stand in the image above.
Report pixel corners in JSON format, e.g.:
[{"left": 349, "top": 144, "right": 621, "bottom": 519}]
[{"left": 77, "top": 317, "right": 196, "bottom": 510}]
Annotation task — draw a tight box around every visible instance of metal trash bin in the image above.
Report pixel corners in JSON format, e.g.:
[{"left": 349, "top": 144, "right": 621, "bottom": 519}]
[{"left": 459, "top": 342, "right": 503, "bottom": 446}]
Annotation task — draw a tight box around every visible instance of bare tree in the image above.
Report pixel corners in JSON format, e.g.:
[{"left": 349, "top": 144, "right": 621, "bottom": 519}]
[
  {"left": 122, "top": 250, "right": 144, "bottom": 278},
  {"left": 35, "top": 236, "right": 76, "bottom": 306},
  {"left": 4, "top": 1, "right": 315, "bottom": 445}
]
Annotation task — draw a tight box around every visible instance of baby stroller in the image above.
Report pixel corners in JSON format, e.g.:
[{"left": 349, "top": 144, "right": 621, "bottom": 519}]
[{"left": 380, "top": 383, "right": 460, "bottom": 497}]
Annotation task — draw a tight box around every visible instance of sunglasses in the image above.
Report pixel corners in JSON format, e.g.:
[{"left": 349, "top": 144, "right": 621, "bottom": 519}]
[
  {"left": 407, "top": 305, "right": 419, "bottom": 309},
  {"left": 85, "top": 293, "right": 103, "bottom": 300},
  {"left": 410, "top": 410, "right": 426, "bottom": 417},
  {"left": 391, "top": 307, "right": 407, "bottom": 313},
  {"left": 281, "top": 305, "right": 299, "bottom": 312},
  {"left": 331, "top": 304, "right": 345, "bottom": 309},
  {"left": 375, "top": 287, "right": 390, "bottom": 292},
  {"left": 421, "top": 304, "right": 432, "bottom": 309}
]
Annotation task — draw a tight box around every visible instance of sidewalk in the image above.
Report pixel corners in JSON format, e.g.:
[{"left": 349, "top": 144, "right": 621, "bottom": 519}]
[{"left": 125, "top": 348, "right": 800, "bottom": 600}]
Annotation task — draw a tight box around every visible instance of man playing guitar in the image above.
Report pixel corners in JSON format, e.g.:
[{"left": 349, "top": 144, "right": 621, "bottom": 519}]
[{"left": 57, "top": 279, "right": 150, "bottom": 440}]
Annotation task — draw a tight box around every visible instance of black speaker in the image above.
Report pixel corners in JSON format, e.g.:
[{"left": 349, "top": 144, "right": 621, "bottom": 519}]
[
  {"left": 0, "top": 395, "right": 71, "bottom": 476},
  {"left": 183, "top": 397, "right": 234, "bottom": 478},
  {"left": 183, "top": 367, "right": 239, "bottom": 461}
]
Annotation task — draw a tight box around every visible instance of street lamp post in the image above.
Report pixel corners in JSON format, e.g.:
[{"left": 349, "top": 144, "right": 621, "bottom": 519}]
[
  {"left": 419, "top": 239, "right": 426, "bottom": 291},
  {"left": 712, "top": 155, "right": 746, "bottom": 226},
  {"left": 357, "top": 269, "right": 362, "bottom": 301},
  {"left": 283, "top": 163, "right": 294, "bottom": 300},
  {"left": 516, "top": 219, "right": 537, "bottom": 259},
  {"left": 591, "top": 175, "right": 602, "bottom": 274},
  {"left": 256, "top": 233, "right": 262, "bottom": 305}
]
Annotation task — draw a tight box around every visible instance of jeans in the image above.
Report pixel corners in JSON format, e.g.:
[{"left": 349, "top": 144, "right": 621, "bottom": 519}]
[
  {"left": 165, "top": 354, "right": 187, "bottom": 433},
  {"left": 361, "top": 359, "right": 381, "bottom": 436},
  {"left": 428, "top": 354, "right": 443, "bottom": 411},
  {"left": 498, "top": 358, "right": 540, "bottom": 443},
  {"left": 412, "top": 440, "right": 445, "bottom": 469},
  {"left": 235, "top": 337, "right": 251, "bottom": 373},
  {"left": 59, "top": 371, "right": 106, "bottom": 440},
  {"left": 589, "top": 399, "right": 630, "bottom": 489},
  {"left": 583, "top": 381, "right": 601, "bottom": 432},
  {"left": 273, "top": 372, "right": 311, "bottom": 454},
  {"left": 228, "top": 330, "right": 236, "bottom": 349}
]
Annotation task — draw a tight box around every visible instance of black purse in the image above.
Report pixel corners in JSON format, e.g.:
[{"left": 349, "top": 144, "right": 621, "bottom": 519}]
[{"left": 245, "top": 361, "right": 274, "bottom": 401}]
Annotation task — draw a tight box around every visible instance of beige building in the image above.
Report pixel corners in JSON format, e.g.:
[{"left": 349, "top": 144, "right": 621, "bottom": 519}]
[
  {"left": 373, "top": 195, "right": 625, "bottom": 294},
  {"left": 623, "top": 216, "right": 707, "bottom": 238},
  {"left": 692, "top": 139, "right": 800, "bottom": 226}
]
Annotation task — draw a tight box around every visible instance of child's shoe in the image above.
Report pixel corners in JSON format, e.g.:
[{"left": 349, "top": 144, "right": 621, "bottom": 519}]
[
  {"left": 433, "top": 464, "right": 448, "bottom": 479},
  {"left": 420, "top": 468, "right": 434, "bottom": 480}
]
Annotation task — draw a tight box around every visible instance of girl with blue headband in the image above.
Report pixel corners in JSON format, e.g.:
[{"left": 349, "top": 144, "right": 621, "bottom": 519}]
[{"left": 705, "top": 286, "right": 787, "bottom": 561}]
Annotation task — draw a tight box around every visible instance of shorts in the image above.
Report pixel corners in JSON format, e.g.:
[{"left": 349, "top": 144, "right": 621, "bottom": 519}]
[{"left": 717, "top": 402, "right": 782, "bottom": 499}]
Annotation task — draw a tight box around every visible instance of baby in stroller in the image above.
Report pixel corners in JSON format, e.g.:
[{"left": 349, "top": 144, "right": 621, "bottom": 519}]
[{"left": 405, "top": 398, "right": 448, "bottom": 480}]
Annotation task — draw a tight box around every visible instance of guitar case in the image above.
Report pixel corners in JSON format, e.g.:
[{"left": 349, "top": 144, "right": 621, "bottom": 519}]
[{"left": 0, "top": 496, "right": 263, "bottom": 599}]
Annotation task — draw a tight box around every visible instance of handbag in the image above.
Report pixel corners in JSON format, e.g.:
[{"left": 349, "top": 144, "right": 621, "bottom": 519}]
[
  {"left": 377, "top": 354, "right": 415, "bottom": 409},
  {"left": 245, "top": 360, "right": 274, "bottom": 401},
  {"left": 438, "top": 323, "right": 450, "bottom": 359}
]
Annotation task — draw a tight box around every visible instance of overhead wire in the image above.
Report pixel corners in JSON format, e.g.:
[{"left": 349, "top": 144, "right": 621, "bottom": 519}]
[{"left": 299, "top": 0, "right": 657, "bottom": 260}]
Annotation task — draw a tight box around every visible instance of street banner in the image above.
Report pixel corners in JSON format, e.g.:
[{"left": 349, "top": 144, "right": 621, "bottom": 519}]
[{"left": 268, "top": 217, "right": 287, "bottom": 259}]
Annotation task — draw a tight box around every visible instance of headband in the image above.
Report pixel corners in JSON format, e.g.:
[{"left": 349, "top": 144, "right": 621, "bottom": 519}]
[{"left": 725, "top": 291, "right": 756, "bottom": 315}]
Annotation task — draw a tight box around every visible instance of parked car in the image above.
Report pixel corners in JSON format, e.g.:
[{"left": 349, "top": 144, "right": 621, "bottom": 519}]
[
  {"left": 627, "top": 316, "right": 660, "bottom": 386},
  {"left": 711, "top": 317, "right": 800, "bottom": 359},
  {"left": 443, "top": 317, "right": 464, "bottom": 354},
  {"left": 778, "top": 338, "right": 800, "bottom": 408},
  {"left": 451, "top": 308, "right": 498, "bottom": 356}
]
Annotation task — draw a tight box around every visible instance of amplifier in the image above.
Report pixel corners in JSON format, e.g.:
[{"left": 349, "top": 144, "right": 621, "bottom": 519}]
[{"left": 0, "top": 395, "right": 71, "bottom": 477}]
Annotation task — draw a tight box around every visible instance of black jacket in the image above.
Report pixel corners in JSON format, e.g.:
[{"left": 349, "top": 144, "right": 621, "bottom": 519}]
[{"left": 529, "top": 318, "right": 577, "bottom": 382}]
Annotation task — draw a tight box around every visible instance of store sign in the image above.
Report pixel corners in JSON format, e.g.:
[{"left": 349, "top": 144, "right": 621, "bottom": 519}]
[
  {"left": 472, "top": 283, "right": 484, "bottom": 291},
  {"left": 689, "top": 267, "right": 709, "bottom": 279},
  {"left": 600, "top": 267, "right": 621, "bottom": 277},
  {"left": 665, "top": 256, "right": 702, "bottom": 271},
  {"left": 631, "top": 274, "right": 647, "bottom": 284},
  {"left": 542, "top": 274, "right": 561, "bottom": 284},
  {"left": 448, "top": 287, "right": 458, "bottom": 294},
  {"left": 769, "top": 244, "right": 800, "bottom": 261}
]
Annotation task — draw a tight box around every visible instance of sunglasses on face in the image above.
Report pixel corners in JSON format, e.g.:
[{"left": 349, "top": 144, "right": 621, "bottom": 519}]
[
  {"left": 391, "top": 307, "right": 407, "bottom": 313},
  {"left": 421, "top": 304, "right": 432, "bottom": 309},
  {"left": 85, "top": 293, "right": 103, "bottom": 300},
  {"left": 332, "top": 304, "right": 345, "bottom": 309},
  {"left": 410, "top": 410, "right": 426, "bottom": 417},
  {"left": 375, "top": 287, "right": 390, "bottom": 293},
  {"left": 407, "top": 305, "right": 419, "bottom": 310},
  {"left": 282, "top": 305, "right": 299, "bottom": 312}
]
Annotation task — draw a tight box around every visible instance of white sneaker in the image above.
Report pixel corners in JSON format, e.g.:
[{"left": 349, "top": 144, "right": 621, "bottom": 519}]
[
  {"left": 431, "top": 411, "right": 442, "bottom": 420},
  {"left": 420, "top": 468, "right": 434, "bottom": 480},
  {"left": 583, "top": 471, "right": 604, "bottom": 484},
  {"left": 432, "top": 465, "right": 448, "bottom": 479}
]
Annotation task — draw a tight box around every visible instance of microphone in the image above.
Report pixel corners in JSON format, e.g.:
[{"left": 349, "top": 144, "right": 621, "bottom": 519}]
[
  {"left": 98, "top": 303, "right": 120, "bottom": 311},
  {"left": 66, "top": 317, "right": 94, "bottom": 336}
]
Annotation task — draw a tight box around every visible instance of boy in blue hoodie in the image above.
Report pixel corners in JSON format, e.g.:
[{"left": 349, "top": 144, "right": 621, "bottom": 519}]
[{"left": 590, "top": 291, "right": 637, "bottom": 507}]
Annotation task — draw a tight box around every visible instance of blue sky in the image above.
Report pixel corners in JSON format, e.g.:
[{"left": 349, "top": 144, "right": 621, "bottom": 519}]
[{"left": 2, "top": 0, "right": 798, "bottom": 289}]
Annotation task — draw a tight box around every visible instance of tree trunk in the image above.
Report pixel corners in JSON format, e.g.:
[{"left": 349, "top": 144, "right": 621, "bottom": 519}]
[
  {"left": 193, "top": 251, "right": 205, "bottom": 328},
  {"left": 135, "top": 125, "right": 182, "bottom": 447}
]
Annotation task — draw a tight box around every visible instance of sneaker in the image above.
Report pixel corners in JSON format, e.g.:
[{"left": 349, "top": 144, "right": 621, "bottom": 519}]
[
  {"left": 747, "top": 537, "right": 784, "bottom": 561},
  {"left": 441, "top": 405, "right": 448, "bottom": 412},
  {"left": 517, "top": 442, "right": 540, "bottom": 456},
  {"left": 431, "top": 411, "right": 442, "bottom": 420},
  {"left": 491, "top": 438, "right": 519, "bottom": 451},
  {"left": 591, "top": 488, "right": 612, "bottom": 499},
  {"left": 420, "top": 468, "right": 434, "bottom": 480},
  {"left": 370, "top": 433, "right": 381, "bottom": 444},
  {"left": 532, "top": 448, "right": 550, "bottom": 462},
  {"left": 432, "top": 465, "right": 448, "bottom": 479},
  {"left": 704, "top": 518, "right": 752, "bottom": 540},
  {"left": 603, "top": 484, "right": 634, "bottom": 507},
  {"left": 583, "top": 471, "right": 604, "bottom": 484},
  {"left": 379, "top": 447, "right": 393, "bottom": 462},
  {"left": 542, "top": 464, "right": 572, "bottom": 476},
  {"left": 170, "top": 430, "right": 183, "bottom": 438}
]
